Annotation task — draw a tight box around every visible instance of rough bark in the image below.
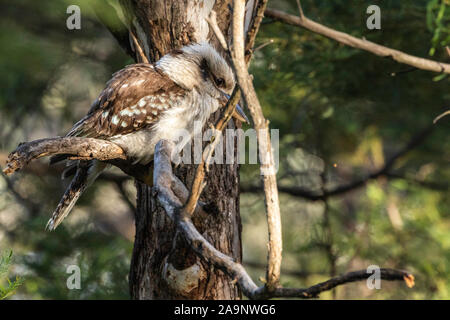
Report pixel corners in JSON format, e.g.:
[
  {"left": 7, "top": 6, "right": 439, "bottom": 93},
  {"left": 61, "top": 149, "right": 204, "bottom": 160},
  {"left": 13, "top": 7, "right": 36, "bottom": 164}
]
[{"left": 113, "top": 0, "right": 243, "bottom": 299}]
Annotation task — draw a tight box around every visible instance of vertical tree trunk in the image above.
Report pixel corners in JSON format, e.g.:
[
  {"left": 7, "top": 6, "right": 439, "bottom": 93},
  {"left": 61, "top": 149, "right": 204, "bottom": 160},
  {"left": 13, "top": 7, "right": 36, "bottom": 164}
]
[{"left": 115, "top": 0, "right": 247, "bottom": 299}]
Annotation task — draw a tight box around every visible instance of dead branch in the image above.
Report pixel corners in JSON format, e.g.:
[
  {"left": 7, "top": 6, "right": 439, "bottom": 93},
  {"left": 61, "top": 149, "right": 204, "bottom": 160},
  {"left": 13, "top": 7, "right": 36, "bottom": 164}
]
[
  {"left": 265, "top": 8, "right": 450, "bottom": 74},
  {"left": 1, "top": 136, "right": 157, "bottom": 185},
  {"left": 433, "top": 109, "right": 450, "bottom": 124},
  {"left": 152, "top": 140, "right": 413, "bottom": 299},
  {"left": 231, "top": 0, "right": 282, "bottom": 292},
  {"left": 152, "top": 141, "right": 259, "bottom": 296},
  {"left": 244, "top": 0, "right": 268, "bottom": 64},
  {"left": 272, "top": 269, "right": 414, "bottom": 298},
  {"left": 182, "top": 87, "right": 242, "bottom": 218},
  {"left": 2, "top": 137, "right": 126, "bottom": 176},
  {"left": 130, "top": 31, "right": 150, "bottom": 64},
  {"left": 206, "top": 11, "right": 229, "bottom": 51}
]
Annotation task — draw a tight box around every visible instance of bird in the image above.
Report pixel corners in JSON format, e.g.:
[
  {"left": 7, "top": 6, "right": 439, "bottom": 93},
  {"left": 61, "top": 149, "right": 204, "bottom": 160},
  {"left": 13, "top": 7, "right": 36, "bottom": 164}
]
[{"left": 46, "top": 42, "right": 248, "bottom": 231}]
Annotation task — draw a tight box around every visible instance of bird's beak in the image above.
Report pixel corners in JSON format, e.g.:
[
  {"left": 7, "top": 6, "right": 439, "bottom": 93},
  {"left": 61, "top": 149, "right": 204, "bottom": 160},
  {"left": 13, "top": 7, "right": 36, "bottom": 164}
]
[
  {"left": 233, "top": 104, "right": 249, "bottom": 124},
  {"left": 221, "top": 92, "right": 250, "bottom": 124}
]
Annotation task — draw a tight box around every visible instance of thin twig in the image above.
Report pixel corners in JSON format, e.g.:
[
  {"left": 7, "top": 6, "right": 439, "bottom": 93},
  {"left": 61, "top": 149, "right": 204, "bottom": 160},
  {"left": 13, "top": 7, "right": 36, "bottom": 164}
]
[
  {"left": 272, "top": 269, "right": 414, "bottom": 298},
  {"left": 130, "top": 31, "right": 150, "bottom": 64},
  {"left": 433, "top": 109, "right": 450, "bottom": 124},
  {"left": 206, "top": 10, "right": 229, "bottom": 51},
  {"left": 254, "top": 39, "right": 274, "bottom": 52},
  {"left": 182, "top": 87, "right": 241, "bottom": 217},
  {"left": 244, "top": 0, "right": 268, "bottom": 64},
  {"left": 295, "top": 0, "right": 305, "bottom": 20}
]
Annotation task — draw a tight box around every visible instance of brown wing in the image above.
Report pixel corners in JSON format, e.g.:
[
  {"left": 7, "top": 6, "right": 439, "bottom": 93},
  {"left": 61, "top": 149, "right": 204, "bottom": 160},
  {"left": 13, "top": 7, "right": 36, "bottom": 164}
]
[{"left": 67, "top": 64, "right": 187, "bottom": 139}]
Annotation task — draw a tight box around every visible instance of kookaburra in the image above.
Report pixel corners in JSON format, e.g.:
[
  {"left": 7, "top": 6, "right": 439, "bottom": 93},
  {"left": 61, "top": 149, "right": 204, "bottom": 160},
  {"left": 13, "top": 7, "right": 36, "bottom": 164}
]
[{"left": 46, "top": 42, "right": 247, "bottom": 230}]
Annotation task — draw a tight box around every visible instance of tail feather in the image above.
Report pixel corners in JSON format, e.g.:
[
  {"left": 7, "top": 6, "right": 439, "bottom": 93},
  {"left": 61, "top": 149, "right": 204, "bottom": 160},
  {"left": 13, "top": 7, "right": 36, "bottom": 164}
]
[
  {"left": 61, "top": 163, "right": 78, "bottom": 180},
  {"left": 46, "top": 160, "right": 106, "bottom": 231}
]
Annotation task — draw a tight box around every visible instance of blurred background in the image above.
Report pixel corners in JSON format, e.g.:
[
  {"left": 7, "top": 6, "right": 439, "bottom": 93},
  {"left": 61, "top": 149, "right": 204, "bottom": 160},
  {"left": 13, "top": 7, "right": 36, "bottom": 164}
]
[{"left": 0, "top": 0, "right": 449, "bottom": 299}]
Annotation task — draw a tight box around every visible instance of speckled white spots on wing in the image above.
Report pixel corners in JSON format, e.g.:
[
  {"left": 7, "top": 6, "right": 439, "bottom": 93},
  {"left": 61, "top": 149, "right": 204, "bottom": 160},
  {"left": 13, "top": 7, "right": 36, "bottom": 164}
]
[
  {"left": 135, "top": 79, "right": 145, "bottom": 86},
  {"left": 138, "top": 99, "right": 146, "bottom": 107},
  {"left": 121, "top": 121, "right": 128, "bottom": 127},
  {"left": 120, "top": 109, "right": 133, "bottom": 116},
  {"left": 102, "top": 111, "right": 109, "bottom": 118},
  {"left": 121, "top": 83, "right": 129, "bottom": 88},
  {"left": 111, "top": 115, "right": 120, "bottom": 125}
]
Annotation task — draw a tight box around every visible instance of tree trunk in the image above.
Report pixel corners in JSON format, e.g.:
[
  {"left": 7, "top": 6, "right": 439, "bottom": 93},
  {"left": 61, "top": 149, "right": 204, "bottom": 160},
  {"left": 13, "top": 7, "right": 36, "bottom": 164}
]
[{"left": 113, "top": 0, "right": 247, "bottom": 299}]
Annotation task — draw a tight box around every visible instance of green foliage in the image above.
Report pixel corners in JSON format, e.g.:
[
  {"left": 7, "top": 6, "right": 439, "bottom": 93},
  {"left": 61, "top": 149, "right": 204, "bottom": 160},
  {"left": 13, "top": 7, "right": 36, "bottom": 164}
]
[
  {"left": 0, "top": 250, "right": 24, "bottom": 300},
  {"left": 427, "top": 0, "right": 450, "bottom": 56}
]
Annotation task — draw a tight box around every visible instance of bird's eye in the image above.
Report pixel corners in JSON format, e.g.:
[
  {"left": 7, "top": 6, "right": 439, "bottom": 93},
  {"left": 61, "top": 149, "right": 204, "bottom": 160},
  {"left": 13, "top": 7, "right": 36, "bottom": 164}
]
[{"left": 215, "top": 77, "right": 225, "bottom": 87}]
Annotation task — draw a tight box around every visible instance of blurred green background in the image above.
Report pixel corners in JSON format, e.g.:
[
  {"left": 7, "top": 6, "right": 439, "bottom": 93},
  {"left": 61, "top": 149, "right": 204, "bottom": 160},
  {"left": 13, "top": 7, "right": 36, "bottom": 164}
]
[{"left": 0, "top": 0, "right": 449, "bottom": 299}]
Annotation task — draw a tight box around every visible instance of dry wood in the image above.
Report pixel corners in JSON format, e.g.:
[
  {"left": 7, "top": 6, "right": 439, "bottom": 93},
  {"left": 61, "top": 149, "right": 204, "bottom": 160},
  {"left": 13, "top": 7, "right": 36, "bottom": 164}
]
[{"left": 2, "top": 137, "right": 125, "bottom": 176}]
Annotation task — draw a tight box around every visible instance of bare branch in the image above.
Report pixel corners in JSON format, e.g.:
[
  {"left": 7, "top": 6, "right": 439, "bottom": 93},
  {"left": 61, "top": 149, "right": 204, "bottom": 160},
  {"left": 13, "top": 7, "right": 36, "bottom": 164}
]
[
  {"left": 295, "top": 0, "right": 305, "bottom": 20},
  {"left": 265, "top": 8, "right": 450, "bottom": 74},
  {"left": 182, "top": 87, "right": 241, "bottom": 218},
  {"left": 130, "top": 31, "right": 150, "bottom": 64},
  {"left": 272, "top": 269, "right": 414, "bottom": 298},
  {"left": 231, "top": 0, "right": 282, "bottom": 292},
  {"left": 253, "top": 39, "right": 274, "bottom": 52},
  {"left": 244, "top": 0, "right": 268, "bottom": 64},
  {"left": 206, "top": 10, "right": 229, "bottom": 51},
  {"left": 433, "top": 109, "right": 450, "bottom": 124},
  {"left": 2, "top": 137, "right": 126, "bottom": 176}
]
